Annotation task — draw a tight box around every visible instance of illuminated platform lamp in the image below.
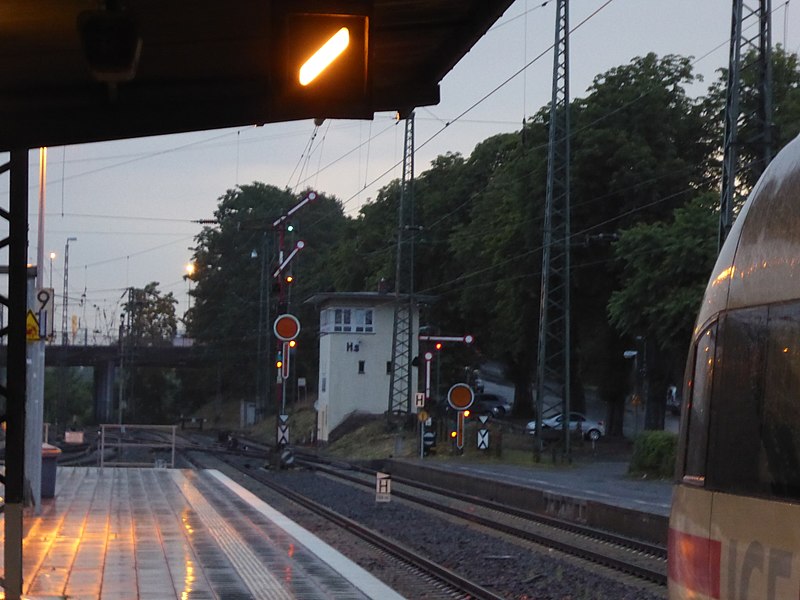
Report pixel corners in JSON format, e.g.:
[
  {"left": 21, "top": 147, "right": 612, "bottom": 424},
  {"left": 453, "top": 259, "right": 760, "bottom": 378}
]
[
  {"left": 271, "top": 1, "right": 371, "bottom": 119},
  {"left": 77, "top": 3, "right": 142, "bottom": 83}
]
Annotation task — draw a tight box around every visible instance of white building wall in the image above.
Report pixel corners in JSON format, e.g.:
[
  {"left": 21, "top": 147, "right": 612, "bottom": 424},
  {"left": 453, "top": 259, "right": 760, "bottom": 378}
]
[
  {"left": 315, "top": 298, "right": 419, "bottom": 440},
  {"left": 316, "top": 333, "right": 332, "bottom": 442}
]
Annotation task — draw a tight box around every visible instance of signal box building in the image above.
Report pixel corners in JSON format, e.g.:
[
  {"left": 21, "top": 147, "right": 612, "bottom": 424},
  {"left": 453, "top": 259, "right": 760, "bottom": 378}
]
[{"left": 307, "top": 292, "right": 427, "bottom": 442}]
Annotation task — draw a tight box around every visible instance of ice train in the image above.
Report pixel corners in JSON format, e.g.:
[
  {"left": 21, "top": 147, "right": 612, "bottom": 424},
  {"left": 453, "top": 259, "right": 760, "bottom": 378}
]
[{"left": 669, "top": 133, "right": 800, "bottom": 599}]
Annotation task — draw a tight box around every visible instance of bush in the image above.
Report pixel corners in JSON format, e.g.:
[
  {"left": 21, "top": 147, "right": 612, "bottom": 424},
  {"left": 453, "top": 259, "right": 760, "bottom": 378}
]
[{"left": 629, "top": 430, "right": 677, "bottom": 479}]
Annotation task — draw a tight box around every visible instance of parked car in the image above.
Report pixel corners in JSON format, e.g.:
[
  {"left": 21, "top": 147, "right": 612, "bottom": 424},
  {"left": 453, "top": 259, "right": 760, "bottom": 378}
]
[
  {"left": 525, "top": 412, "right": 605, "bottom": 441},
  {"left": 470, "top": 393, "right": 512, "bottom": 418}
]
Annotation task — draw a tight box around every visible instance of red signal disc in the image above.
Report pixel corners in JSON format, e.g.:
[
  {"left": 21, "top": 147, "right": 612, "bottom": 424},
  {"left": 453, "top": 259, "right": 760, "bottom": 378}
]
[
  {"left": 447, "top": 383, "right": 474, "bottom": 410},
  {"left": 273, "top": 314, "right": 300, "bottom": 341}
]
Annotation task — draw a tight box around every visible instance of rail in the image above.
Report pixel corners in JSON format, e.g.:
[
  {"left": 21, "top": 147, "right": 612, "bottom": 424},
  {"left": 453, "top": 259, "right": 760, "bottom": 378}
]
[{"left": 99, "top": 424, "right": 177, "bottom": 468}]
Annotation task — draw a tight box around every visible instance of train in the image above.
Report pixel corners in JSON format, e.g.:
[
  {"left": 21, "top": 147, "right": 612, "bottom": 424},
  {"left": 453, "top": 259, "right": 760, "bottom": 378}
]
[{"left": 669, "top": 133, "right": 800, "bottom": 599}]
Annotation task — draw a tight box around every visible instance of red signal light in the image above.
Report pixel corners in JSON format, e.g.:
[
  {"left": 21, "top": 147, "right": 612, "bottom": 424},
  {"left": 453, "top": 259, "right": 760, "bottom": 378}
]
[
  {"left": 435, "top": 342, "right": 443, "bottom": 351},
  {"left": 288, "top": 340, "right": 297, "bottom": 348},
  {"left": 450, "top": 431, "right": 457, "bottom": 439},
  {"left": 463, "top": 409, "right": 471, "bottom": 418}
]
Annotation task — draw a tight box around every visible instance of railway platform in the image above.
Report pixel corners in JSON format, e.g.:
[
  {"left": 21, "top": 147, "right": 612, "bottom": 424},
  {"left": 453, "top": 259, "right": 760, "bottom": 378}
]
[{"left": 0, "top": 466, "right": 402, "bottom": 600}]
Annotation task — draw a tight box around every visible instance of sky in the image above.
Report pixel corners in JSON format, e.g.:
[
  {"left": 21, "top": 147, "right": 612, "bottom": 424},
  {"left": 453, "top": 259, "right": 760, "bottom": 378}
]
[{"left": 7, "top": 0, "right": 799, "bottom": 342}]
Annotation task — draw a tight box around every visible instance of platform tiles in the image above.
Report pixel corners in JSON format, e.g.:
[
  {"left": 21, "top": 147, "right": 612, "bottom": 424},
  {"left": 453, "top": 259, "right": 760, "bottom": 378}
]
[{"left": 0, "top": 467, "right": 404, "bottom": 600}]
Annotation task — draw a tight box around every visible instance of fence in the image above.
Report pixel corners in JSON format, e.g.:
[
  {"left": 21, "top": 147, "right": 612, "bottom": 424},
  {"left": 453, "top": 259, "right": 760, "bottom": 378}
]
[{"left": 99, "top": 424, "right": 177, "bottom": 468}]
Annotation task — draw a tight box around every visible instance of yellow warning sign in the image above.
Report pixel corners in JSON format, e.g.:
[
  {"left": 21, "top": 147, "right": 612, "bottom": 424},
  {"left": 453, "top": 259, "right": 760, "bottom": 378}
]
[{"left": 26, "top": 309, "right": 40, "bottom": 341}]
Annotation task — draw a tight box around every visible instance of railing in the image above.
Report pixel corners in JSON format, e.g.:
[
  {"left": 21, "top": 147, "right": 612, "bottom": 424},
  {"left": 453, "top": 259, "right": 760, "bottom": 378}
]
[{"left": 99, "top": 424, "right": 176, "bottom": 468}]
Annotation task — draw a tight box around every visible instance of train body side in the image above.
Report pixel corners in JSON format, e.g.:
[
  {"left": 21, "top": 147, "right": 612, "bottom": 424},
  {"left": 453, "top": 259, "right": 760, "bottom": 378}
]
[
  {"left": 669, "top": 134, "right": 800, "bottom": 600},
  {"left": 670, "top": 487, "right": 800, "bottom": 599}
]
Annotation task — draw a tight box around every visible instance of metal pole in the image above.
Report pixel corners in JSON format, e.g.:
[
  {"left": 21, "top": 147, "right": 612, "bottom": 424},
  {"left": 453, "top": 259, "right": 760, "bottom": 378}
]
[
  {"left": 171, "top": 426, "right": 176, "bottom": 468},
  {"left": 254, "top": 238, "right": 266, "bottom": 417},
  {"left": 36, "top": 148, "right": 46, "bottom": 290},
  {"left": 62, "top": 236, "right": 76, "bottom": 345},
  {"left": 118, "top": 313, "right": 125, "bottom": 427},
  {"left": 5, "top": 148, "right": 30, "bottom": 600}
]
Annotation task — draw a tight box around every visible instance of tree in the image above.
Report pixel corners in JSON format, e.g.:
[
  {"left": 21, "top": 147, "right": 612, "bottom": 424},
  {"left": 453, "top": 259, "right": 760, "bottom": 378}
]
[
  {"left": 123, "top": 282, "right": 178, "bottom": 345},
  {"left": 121, "top": 282, "right": 180, "bottom": 422},
  {"left": 702, "top": 46, "right": 800, "bottom": 190},
  {"left": 44, "top": 367, "right": 93, "bottom": 428},
  {"left": 446, "top": 129, "right": 548, "bottom": 414},
  {"left": 187, "top": 183, "right": 348, "bottom": 410},
  {"left": 567, "top": 53, "right": 716, "bottom": 431},
  {"left": 608, "top": 193, "right": 718, "bottom": 429}
]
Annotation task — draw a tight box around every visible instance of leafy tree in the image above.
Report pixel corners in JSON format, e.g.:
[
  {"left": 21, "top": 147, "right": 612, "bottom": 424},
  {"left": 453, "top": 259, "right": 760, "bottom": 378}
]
[
  {"left": 608, "top": 48, "right": 799, "bottom": 431},
  {"left": 123, "top": 282, "right": 178, "bottom": 345},
  {"left": 326, "top": 180, "right": 399, "bottom": 292},
  {"left": 121, "top": 282, "right": 180, "bottom": 422},
  {"left": 44, "top": 367, "right": 93, "bottom": 429},
  {"left": 446, "top": 129, "right": 547, "bottom": 414},
  {"left": 187, "top": 184, "right": 348, "bottom": 410},
  {"left": 608, "top": 193, "right": 718, "bottom": 429},
  {"left": 178, "top": 49, "right": 799, "bottom": 441},
  {"left": 568, "top": 53, "right": 716, "bottom": 431}
]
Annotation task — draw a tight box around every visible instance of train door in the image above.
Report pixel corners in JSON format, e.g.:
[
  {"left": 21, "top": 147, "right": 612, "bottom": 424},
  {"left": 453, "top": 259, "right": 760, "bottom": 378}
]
[{"left": 669, "top": 322, "right": 718, "bottom": 599}]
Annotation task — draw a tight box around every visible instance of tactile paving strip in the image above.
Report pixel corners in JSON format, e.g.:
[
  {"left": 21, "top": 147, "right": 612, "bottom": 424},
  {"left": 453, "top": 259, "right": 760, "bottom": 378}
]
[{"left": 184, "top": 470, "right": 373, "bottom": 600}]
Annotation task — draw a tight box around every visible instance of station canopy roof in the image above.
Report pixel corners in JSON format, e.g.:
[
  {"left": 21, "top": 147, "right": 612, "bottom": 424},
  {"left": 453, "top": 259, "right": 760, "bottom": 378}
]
[{"left": 0, "top": 0, "right": 515, "bottom": 150}]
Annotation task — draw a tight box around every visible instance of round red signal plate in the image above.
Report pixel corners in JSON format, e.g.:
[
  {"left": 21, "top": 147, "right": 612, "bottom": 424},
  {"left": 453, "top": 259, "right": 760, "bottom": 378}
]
[
  {"left": 447, "top": 383, "right": 474, "bottom": 410},
  {"left": 273, "top": 314, "right": 300, "bottom": 341}
]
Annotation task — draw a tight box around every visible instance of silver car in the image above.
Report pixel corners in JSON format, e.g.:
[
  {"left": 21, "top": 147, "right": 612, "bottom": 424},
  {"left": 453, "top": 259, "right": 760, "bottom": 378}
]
[{"left": 526, "top": 412, "right": 606, "bottom": 441}]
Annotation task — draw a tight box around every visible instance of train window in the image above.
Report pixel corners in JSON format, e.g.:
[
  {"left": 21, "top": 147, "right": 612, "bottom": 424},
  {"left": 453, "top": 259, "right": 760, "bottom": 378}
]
[
  {"left": 684, "top": 323, "right": 717, "bottom": 481},
  {"left": 761, "top": 303, "right": 800, "bottom": 499},
  {"left": 706, "top": 308, "right": 767, "bottom": 494}
]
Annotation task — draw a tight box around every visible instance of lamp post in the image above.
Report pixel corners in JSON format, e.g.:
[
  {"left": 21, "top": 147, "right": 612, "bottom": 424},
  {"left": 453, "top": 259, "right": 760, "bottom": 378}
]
[
  {"left": 49, "top": 252, "right": 56, "bottom": 289},
  {"left": 62, "top": 237, "right": 77, "bottom": 345},
  {"left": 623, "top": 349, "right": 640, "bottom": 436},
  {"left": 184, "top": 262, "right": 195, "bottom": 311}
]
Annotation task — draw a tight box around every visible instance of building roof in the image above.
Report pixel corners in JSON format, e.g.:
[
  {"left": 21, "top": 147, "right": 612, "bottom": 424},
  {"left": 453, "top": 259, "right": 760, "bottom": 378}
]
[
  {"left": 305, "top": 291, "right": 437, "bottom": 306},
  {"left": 0, "top": 0, "right": 515, "bottom": 149}
]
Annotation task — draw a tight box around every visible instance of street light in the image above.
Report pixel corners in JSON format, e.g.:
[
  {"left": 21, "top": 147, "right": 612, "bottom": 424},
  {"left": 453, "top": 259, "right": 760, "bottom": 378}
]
[
  {"left": 623, "top": 349, "right": 640, "bottom": 436},
  {"left": 49, "top": 252, "right": 56, "bottom": 289},
  {"left": 184, "top": 262, "right": 195, "bottom": 311},
  {"left": 62, "top": 237, "right": 77, "bottom": 345},
  {"left": 251, "top": 236, "right": 270, "bottom": 418}
]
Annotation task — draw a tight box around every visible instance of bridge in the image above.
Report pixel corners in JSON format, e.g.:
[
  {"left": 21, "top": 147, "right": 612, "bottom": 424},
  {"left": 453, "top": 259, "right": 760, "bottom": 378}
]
[{"left": 0, "top": 343, "right": 212, "bottom": 422}]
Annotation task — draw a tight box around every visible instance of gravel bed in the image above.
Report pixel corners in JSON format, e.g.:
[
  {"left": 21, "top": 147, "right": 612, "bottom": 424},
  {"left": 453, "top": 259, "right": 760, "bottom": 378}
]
[{"left": 268, "top": 468, "right": 666, "bottom": 600}]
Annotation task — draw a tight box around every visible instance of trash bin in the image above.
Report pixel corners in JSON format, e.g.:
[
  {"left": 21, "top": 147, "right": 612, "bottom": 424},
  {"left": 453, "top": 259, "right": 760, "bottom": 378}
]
[{"left": 41, "top": 443, "right": 61, "bottom": 498}]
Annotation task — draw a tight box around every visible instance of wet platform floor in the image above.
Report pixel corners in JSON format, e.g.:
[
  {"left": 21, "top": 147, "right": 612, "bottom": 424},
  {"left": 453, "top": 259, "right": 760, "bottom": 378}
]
[{"left": 0, "top": 467, "right": 402, "bottom": 599}]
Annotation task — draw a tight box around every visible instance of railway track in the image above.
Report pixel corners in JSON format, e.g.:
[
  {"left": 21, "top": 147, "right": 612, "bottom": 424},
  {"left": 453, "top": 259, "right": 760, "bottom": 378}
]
[
  {"left": 184, "top": 449, "right": 502, "bottom": 600},
  {"left": 298, "top": 454, "right": 668, "bottom": 585},
  {"left": 181, "top": 438, "right": 666, "bottom": 596}
]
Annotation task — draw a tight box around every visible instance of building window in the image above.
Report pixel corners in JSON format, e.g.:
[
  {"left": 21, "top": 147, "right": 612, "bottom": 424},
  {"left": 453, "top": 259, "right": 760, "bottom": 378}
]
[
  {"left": 386, "top": 361, "right": 392, "bottom": 375},
  {"left": 334, "top": 308, "right": 351, "bottom": 332},
  {"left": 354, "top": 309, "right": 373, "bottom": 332},
  {"left": 358, "top": 360, "right": 365, "bottom": 374},
  {"left": 321, "top": 307, "right": 374, "bottom": 333}
]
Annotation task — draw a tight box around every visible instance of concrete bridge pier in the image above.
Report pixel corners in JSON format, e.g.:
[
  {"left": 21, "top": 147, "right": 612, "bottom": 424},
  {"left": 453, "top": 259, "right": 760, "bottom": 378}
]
[{"left": 93, "top": 360, "right": 115, "bottom": 423}]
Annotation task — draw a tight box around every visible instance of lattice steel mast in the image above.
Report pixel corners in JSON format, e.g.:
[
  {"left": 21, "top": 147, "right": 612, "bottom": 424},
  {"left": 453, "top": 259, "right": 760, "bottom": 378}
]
[
  {"left": 1, "top": 150, "right": 30, "bottom": 599},
  {"left": 535, "top": 0, "right": 571, "bottom": 461},
  {"left": 719, "top": 0, "right": 772, "bottom": 247},
  {"left": 388, "top": 112, "right": 416, "bottom": 416}
]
